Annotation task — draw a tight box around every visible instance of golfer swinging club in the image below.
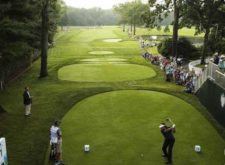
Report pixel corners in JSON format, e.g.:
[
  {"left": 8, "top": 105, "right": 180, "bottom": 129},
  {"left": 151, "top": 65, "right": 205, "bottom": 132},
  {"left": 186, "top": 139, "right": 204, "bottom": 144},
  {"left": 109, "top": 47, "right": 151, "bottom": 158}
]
[{"left": 159, "top": 118, "right": 176, "bottom": 164}]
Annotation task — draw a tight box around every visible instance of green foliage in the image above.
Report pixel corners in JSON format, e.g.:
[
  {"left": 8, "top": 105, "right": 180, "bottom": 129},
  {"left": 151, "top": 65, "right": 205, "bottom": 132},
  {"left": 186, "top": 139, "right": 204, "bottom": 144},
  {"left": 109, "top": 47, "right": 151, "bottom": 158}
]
[
  {"left": 182, "top": 0, "right": 225, "bottom": 63},
  {"left": 158, "top": 37, "right": 198, "bottom": 59},
  {"left": 48, "top": 0, "right": 63, "bottom": 44},
  {"left": 208, "top": 26, "right": 225, "bottom": 54},
  {"left": 0, "top": 27, "right": 224, "bottom": 165},
  {"left": 0, "top": 0, "right": 39, "bottom": 81},
  {"left": 177, "top": 37, "right": 198, "bottom": 59},
  {"left": 114, "top": 0, "right": 150, "bottom": 34},
  {"left": 147, "top": 0, "right": 188, "bottom": 57},
  {"left": 0, "top": 0, "right": 63, "bottom": 82},
  {"left": 157, "top": 38, "right": 173, "bottom": 57},
  {"left": 213, "top": 41, "right": 225, "bottom": 54}
]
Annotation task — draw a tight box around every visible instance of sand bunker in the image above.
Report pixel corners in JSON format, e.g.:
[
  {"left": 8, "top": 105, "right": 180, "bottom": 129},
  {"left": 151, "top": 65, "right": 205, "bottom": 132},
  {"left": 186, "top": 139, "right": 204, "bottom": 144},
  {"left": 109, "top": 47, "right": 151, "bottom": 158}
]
[{"left": 103, "top": 39, "right": 122, "bottom": 43}]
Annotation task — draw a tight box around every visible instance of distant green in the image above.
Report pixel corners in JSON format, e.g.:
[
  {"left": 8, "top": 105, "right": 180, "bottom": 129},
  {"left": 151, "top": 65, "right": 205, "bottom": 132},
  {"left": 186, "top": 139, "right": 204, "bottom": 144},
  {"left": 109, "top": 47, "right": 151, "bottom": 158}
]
[{"left": 58, "top": 63, "right": 156, "bottom": 82}]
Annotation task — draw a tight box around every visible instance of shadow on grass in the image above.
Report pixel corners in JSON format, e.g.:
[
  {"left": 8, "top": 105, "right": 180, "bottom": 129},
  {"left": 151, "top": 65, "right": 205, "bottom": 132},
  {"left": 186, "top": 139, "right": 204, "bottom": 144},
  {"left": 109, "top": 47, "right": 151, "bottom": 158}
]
[{"left": 0, "top": 105, "right": 6, "bottom": 113}]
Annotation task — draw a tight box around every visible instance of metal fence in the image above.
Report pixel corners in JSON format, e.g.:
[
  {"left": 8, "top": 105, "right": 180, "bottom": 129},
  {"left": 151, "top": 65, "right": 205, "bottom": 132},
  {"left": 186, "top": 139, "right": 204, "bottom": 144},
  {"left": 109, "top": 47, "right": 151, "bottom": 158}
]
[
  {"left": 195, "top": 61, "right": 225, "bottom": 92},
  {"left": 194, "top": 67, "right": 207, "bottom": 92}
]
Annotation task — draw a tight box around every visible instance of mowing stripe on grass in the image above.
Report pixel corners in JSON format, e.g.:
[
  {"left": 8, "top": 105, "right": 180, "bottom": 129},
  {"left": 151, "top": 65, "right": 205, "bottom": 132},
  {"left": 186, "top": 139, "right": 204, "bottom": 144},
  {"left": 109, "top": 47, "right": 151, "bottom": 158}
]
[
  {"left": 61, "top": 90, "right": 225, "bottom": 165},
  {"left": 58, "top": 64, "right": 156, "bottom": 82}
]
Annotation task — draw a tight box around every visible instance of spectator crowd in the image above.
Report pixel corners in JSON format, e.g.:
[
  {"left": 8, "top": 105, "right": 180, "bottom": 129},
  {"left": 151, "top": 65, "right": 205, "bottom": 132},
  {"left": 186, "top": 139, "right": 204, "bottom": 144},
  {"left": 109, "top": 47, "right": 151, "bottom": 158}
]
[
  {"left": 212, "top": 53, "right": 225, "bottom": 73},
  {"left": 142, "top": 51, "right": 197, "bottom": 94},
  {"left": 140, "top": 38, "right": 225, "bottom": 93}
]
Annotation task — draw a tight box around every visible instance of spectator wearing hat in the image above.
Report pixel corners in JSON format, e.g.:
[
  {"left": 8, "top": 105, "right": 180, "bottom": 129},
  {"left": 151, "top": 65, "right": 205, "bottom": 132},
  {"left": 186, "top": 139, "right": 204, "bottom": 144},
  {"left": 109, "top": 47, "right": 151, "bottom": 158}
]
[
  {"left": 50, "top": 120, "right": 64, "bottom": 165},
  {"left": 213, "top": 52, "right": 220, "bottom": 65}
]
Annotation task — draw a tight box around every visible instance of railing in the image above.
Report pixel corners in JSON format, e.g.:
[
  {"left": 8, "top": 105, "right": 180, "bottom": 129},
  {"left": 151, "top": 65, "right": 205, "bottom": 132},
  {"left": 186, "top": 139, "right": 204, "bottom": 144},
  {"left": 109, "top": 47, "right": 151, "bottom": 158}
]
[
  {"left": 194, "top": 61, "right": 225, "bottom": 92},
  {"left": 213, "top": 70, "right": 225, "bottom": 89},
  {"left": 194, "top": 66, "right": 208, "bottom": 92}
]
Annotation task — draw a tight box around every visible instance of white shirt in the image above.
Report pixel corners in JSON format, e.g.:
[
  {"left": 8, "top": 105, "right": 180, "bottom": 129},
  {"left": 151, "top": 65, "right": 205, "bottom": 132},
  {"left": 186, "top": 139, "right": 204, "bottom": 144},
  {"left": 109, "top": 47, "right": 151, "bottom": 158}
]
[{"left": 50, "top": 126, "right": 60, "bottom": 143}]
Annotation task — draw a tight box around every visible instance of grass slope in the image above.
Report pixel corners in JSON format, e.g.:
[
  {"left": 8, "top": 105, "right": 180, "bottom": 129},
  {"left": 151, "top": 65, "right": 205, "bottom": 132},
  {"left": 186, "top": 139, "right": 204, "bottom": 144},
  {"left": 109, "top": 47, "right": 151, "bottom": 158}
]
[
  {"left": 0, "top": 26, "right": 223, "bottom": 165},
  {"left": 62, "top": 90, "right": 225, "bottom": 165}
]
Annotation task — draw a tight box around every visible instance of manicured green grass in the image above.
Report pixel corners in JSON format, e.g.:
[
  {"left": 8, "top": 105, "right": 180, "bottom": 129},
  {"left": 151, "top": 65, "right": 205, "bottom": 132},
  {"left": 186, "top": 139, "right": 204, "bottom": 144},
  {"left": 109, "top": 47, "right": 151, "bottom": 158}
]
[
  {"left": 0, "top": 26, "right": 224, "bottom": 165},
  {"left": 136, "top": 26, "right": 204, "bottom": 37},
  {"left": 58, "top": 63, "right": 156, "bottom": 82},
  {"left": 81, "top": 58, "right": 127, "bottom": 62},
  {"left": 196, "top": 64, "right": 206, "bottom": 69},
  {"left": 62, "top": 90, "right": 225, "bottom": 165},
  {"left": 146, "top": 47, "right": 159, "bottom": 55}
]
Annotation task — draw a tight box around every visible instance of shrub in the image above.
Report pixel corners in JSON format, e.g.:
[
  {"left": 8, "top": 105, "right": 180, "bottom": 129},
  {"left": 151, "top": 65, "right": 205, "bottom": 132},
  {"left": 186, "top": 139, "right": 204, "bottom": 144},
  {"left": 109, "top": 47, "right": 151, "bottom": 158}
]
[
  {"left": 158, "top": 37, "right": 199, "bottom": 59},
  {"left": 157, "top": 38, "right": 173, "bottom": 58},
  {"left": 214, "top": 41, "right": 225, "bottom": 54}
]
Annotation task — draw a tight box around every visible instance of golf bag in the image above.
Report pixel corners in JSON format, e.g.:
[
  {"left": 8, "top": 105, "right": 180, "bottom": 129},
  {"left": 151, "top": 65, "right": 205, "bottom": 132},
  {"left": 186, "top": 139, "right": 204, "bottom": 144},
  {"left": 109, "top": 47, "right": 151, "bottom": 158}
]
[{"left": 49, "top": 142, "right": 57, "bottom": 161}]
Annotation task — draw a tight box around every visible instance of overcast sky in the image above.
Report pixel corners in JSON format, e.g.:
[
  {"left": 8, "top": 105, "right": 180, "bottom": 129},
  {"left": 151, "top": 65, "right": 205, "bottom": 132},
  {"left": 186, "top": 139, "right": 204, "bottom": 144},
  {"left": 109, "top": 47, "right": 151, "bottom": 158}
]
[{"left": 64, "top": 0, "right": 148, "bottom": 9}]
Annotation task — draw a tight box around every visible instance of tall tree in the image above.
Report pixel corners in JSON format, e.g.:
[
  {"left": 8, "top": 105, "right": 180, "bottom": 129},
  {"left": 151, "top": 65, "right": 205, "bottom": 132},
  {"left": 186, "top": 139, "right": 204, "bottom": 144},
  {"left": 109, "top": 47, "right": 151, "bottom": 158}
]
[
  {"left": 114, "top": 0, "right": 150, "bottom": 36},
  {"left": 0, "top": 0, "right": 41, "bottom": 88},
  {"left": 148, "top": 0, "right": 185, "bottom": 58},
  {"left": 59, "top": 1, "right": 68, "bottom": 28},
  {"left": 182, "top": 0, "right": 225, "bottom": 64},
  {"left": 0, "top": 0, "right": 62, "bottom": 86},
  {"left": 131, "top": 0, "right": 150, "bottom": 35},
  {"left": 40, "top": 0, "right": 62, "bottom": 77},
  {"left": 114, "top": 3, "right": 129, "bottom": 32},
  {"left": 40, "top": 0, "right": 49, "bottom": 77},
  {"left": 61, "top": 7, "right": 118, "bottom": 26}
]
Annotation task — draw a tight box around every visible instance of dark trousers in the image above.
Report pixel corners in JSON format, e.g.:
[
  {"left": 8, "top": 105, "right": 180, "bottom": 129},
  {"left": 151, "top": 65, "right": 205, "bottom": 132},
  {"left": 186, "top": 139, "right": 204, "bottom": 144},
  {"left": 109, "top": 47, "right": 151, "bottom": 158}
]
[{"left": 162, "top": 138, "right": 175, "bottom": 162}]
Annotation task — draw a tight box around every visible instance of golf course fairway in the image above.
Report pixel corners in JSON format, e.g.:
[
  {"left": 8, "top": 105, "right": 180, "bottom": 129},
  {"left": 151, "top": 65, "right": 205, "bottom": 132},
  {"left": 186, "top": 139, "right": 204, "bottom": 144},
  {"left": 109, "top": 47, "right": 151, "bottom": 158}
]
[
  {"left": 58, "top": 64, "right": 156, "bottom": 82},
  {"left": 61, "top": 90, "right": 225, "bottom": 165}
]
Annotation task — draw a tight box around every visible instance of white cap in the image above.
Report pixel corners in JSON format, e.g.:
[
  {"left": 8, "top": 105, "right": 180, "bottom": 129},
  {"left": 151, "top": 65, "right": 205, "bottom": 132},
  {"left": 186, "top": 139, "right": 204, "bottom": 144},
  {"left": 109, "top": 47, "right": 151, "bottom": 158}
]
[{"left": 159, "top": 124, "right": 165, "bottom": 128}]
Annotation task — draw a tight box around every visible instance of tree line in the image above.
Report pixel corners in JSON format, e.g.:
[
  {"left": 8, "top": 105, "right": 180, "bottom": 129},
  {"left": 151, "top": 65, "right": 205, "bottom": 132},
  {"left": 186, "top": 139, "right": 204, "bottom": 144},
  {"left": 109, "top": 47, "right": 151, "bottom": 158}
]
[
  {"left": 1, "top": 0, "right": 225, "bottom": 89},
  {"left": 60, "top": 7, "right": 118, "bottom": 26},
  {"left": 0, "top": 0, "right": 64, "bottom": 89},
  {"left": 114, "top": 0, "right": 225, "bottom": 64}
]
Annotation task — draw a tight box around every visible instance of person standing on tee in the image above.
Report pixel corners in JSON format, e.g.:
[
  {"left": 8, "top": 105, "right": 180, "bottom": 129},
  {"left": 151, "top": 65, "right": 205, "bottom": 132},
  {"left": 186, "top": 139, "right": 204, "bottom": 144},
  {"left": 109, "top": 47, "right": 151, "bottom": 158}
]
[
  {"left": 50, "top": 120, "right": 64, "bottom": 165},
  {"left": 159, "top": 118, "right": 176, "bottom": 164},
  {"left": 23, "top": 86, "right": 32, "bottom": 116}
]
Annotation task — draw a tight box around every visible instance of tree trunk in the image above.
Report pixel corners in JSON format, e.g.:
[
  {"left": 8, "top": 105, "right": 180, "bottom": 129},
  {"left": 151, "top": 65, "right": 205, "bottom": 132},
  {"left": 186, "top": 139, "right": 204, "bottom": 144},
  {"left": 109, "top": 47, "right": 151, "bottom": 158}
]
[
  {"left": 0, "top": 69, "right": 5, "bottom": 90},
  {"left": 123, "top": 24, "right": 125, "bottom": 32},
  {"left": 133, "top": 23, "right": 136, "bottom": 36},
  {"left": 40, "top": 0, "right": 49, "bottom": 78},
  {"left": 172, "top": 0, "right": 179, "bottom": 59},
  {"left": 201, "top": 27, "right": 210, "bottom": 64},
  {"left": 130, "top": 24, "right": 133, "bottom": 32}
]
